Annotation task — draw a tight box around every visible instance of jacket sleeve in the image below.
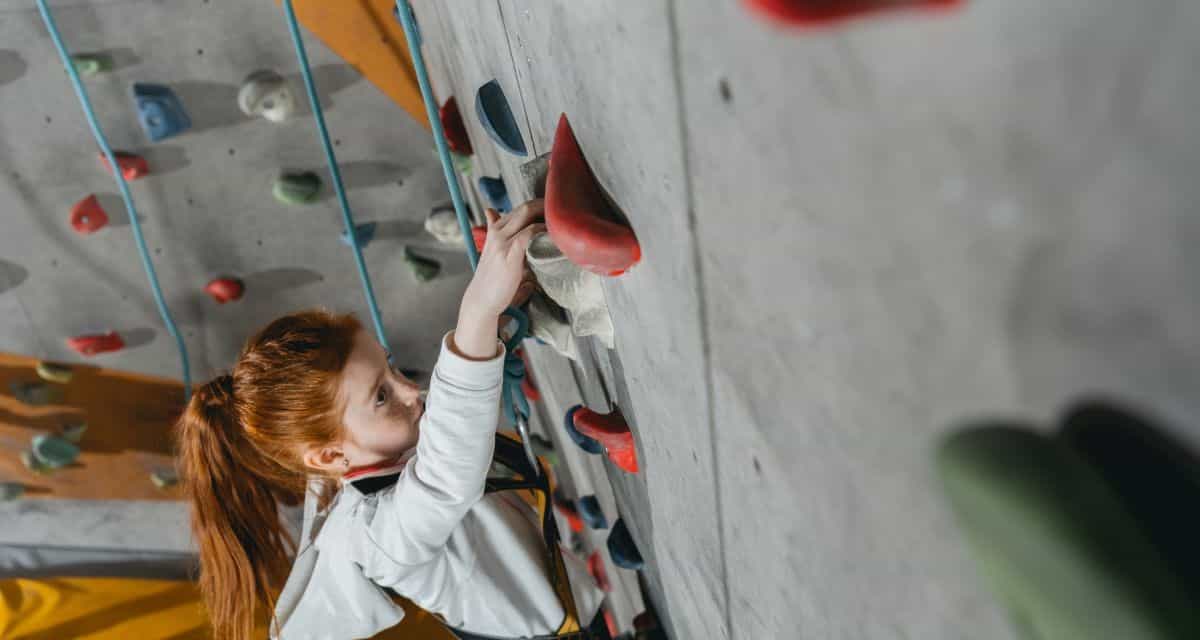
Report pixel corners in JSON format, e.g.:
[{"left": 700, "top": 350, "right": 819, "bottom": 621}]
[{"left": 363, "top": 332, "right": 505, "bottom": 566}]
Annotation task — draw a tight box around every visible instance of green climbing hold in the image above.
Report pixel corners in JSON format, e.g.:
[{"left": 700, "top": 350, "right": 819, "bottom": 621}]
[
  {"left": 20, "top": 450, "right": 51, "bottom": 475},
  {"left": 150, "top": 468, "right": 179, "bottom": 489},
  {"left": 35, "top": 361, "right": 73, "bottom": 384},
  {"left": 0, "top": 482, "right": 23, "bottom": 501},
  {"left": 273, "top": 171, "right": 322, "bottom": 205},
  {"left": 10, "top": 381, "right": 64, "bottom": 406},
  {"left": 404, "top": 247, "right": 441, "bottom": 282},
  {"left": 71, "top": 53, "right": 113, "bottom": 77},
  {"left": 453, "top": 152, "right": 473, "bottom": 174},
  {"left": 31, "top": 434, "right": 80, "bottom": 470},
  {"left": 61, "top": 422, "right": 88, "bottom": 443}
]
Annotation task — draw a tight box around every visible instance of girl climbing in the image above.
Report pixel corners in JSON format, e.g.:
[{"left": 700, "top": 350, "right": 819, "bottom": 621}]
[{"left": 177, "top": 200, "right": 606, "bottom": 640}]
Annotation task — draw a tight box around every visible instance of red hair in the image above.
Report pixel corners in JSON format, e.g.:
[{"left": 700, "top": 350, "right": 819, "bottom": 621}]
[{"left": 176, "top": 310, "right": 361, "bottom": 640}]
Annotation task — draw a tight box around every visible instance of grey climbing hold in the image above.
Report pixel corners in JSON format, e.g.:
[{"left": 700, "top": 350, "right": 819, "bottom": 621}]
[
  {"left": 35, "top": 361, "right": 73, "bottom": 384},
  {"left": 404, "top": 246, "right": 441, "bottom": 282},
  {"left": 32, "top": 434, "right": 80, "bottom": 469},
  {"left": 10, "top": 381, "right": 65, "bottom": 406},
  {"left": 526, "top": 233, "right": 615, "bottom": 349},
  {"left": 274, "top": 171, "right": 322, "bottom": 205},
  {"left": 0, "top": 482, "right": 23, "bottom": 501},
  {"left": 238, "top": 70, "right": 296, "bottom": 123},
  {"left": 61, "top": 422, "right": 87, "bottom": 443},
  {"left": 71, "top": 53, "right": 113, "bottom": 76}
]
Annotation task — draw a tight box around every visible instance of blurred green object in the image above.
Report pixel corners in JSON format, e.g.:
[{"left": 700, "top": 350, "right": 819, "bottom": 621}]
[
  {"left": 35, "top": 361, "right": 74, "bottom": 384},
  {"left": 403, "top": 246, "right": 441, "bottom": 282},
  {"left": 937, "top": 425, "right": 1200, "bottom": 640},
  {"left": 273, "top": 171, "right": 322, "bottom": 205},
  {"left": 31, "top": 434, "right": 80, "bottom": 470},
  {"left": 0, "top": 482, "right": 24, "bottom": 501},
  {"left": 61, "top": 422, "right": 88, "bottom": 443},
  {"left": 10, "top": 381, "right": 64, "bottom": 406},
  {"left": 70, "top": 53, "right": 113, "bottom": 76}
]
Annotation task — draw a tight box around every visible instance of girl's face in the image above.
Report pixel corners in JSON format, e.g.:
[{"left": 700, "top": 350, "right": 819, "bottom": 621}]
[{"left": 304, "top": 329, "right": 424, "bottom": 473}]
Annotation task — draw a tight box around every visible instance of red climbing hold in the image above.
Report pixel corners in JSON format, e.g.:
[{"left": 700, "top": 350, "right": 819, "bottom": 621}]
[
  {"left": 743, "top": 0, "right": 962, "bottom": 27},
  {"left": 545, "top": 114, "right": 641, "bottom": 277},
  {"left": 588, "top": 551, "right": 612, "bottom": 592},
  {"left": 205, "top": 277, "right": 245, "bottom": 304},
  {"left": 439, "top": 96, "right": 473, "bottom": 156},
  {"left": 471, "top": 225, "right": 488, "bottom": 253},
  {"left": 100, "top": 151, "right": 149, "bottom": 181},
  {"left": 69, "top": 195, "right": 109, "bottom": 234},
  {"left": 572, "top": 407, "right": 639, "bottom": 473},
  {"left": 603, "top": 609, "right": 619, "bottom": 638},
  {"left": 554, "top": 499, "right": 585, "bottom": 534},
  {"left": 67, "top": 332, "right": 125, "bottom": 357},
  {"left": 518, "top": 350, "right": 541, "bottom": 402}
]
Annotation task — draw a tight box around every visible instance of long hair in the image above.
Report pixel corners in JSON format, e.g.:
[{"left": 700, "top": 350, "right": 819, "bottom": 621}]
[{"left": 176, "top": 310, "right": 361, "bottom": 640}]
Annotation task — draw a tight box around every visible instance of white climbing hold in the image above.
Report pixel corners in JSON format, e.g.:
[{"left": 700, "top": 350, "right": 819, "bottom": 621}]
[
  {"left": 425, "top": 207, "right": 465, "bottom": 245},
  {"left": 526, "top": 233, "right": 614, "bottom": 349},
  {"left": 527, "top": 293, "right": 581, "bottom": 361},
  {"left": 238, "top": 70, "right": 296, "bottom": 123}
]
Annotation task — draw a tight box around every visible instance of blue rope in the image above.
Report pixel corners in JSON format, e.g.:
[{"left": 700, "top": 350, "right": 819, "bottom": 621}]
[
  {"left": 282, "top": 0, "right": 391, "bottom": 354},
  {"left": 36, "top": 0, "right": 192, "bottom": 401}
]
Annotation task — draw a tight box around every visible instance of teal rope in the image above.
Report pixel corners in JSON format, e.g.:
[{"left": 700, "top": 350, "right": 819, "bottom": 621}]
[
  {"left": 36, "top": 0, "right": 192, "bottom": 400},
  {"left": 282, "top": 0, "right": 391, "bottom": 353}
]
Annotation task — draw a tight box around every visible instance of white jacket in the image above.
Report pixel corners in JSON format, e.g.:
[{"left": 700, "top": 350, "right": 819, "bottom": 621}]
[{"left": 273, "top": 335, "right": 603, "bottom": 640}]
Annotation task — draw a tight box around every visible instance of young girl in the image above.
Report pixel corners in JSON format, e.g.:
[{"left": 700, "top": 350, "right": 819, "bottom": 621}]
[{"left": 177, "top": 200, "right": 606, "bottom": 640}]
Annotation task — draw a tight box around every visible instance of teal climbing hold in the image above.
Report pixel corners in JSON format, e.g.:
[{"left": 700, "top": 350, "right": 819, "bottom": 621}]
[
  {"left": 10, "top": 381, "right": 64, "bottom": 406},
  {"left": 133, "top": 83, "right": 191, "bottom": 142},
  {"left": 475, "top": 79, "right": 528, "bottom": 156},
  {"left": 577, "top": 495, "right": 608, "bottom": 530},
  {"left": 403, "top": 246, "right": 441, "bottom": 282},
  {"left": 20, "top": 450, "right": 51, "bottom": 475},
  {"left": 274, "top": 171, "right": 322, "bottom": 205},
  {"left": 478, "top": 176, "right": 512, "bottom": 213},
  {"left": 340, "top": 222, "right": 378, "bottom": 248},
  {"left": 0, "top": 482, "right": 23, "bottom": 501},
  {"left": 71, "top": 53, "right": 112, "bottom": 76},
  {"left": 31, "top": 434, "right": 80, "bottom": 470},
  {"left": 61, "top": 422, "right": 87, "bottom": 443},
  {"left": 607, "top": 518, "right": 644, "bottom": 570}
]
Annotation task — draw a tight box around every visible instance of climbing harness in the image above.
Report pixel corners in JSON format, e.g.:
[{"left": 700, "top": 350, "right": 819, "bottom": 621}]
[{"left": 36, "top": 0, "right": 192, "bottom": 399}]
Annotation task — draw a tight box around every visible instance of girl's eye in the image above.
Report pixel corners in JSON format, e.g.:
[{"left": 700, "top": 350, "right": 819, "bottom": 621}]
[{"left": 375, "top": 385, "right": 388, "bottom": 407}]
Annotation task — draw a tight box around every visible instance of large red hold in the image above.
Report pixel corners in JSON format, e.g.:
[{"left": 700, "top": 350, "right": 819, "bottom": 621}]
[
  {"left": 205, "top": 278, "right": 245, "bottom": 304},
  {"left": 99, "top": 151, "right": 150, "bottom": 181},
  {"left": 545, "top": 114, "right": 641, "bottom": 277},
  {"left": 439, "top": 96, "right": 473, "bottom": 156},
  {"left": 572, "top": 407, "right": 639, "bottom": 473},
  {"left": 588, "top": 551, "right": 611, "bottom": 592},
  {"left": 67, "top": 332, "right": 125, "bottom": 357},
  {"left": 743, "top": 0, "right": 962, "bottom": 27},
  {"left": 70, "top": 195, "right": 109, "bottom": 234}
]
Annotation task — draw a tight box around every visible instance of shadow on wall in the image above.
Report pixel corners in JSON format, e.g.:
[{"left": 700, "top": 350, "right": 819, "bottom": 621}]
[
  {"left": 243, "top": 267, "right": 324, "bottom": 293},
  {"left": 287, "top": 63, "right": 364, "bottom": 112},
  {"left": 0, "top": 260, "right": 29, "bottom": 294},
  {"left": 315, "top": 161, "right": 409, "bottom": 200},
  {"left": 0, "top": 50, "right": 27, "bottom": 87}
]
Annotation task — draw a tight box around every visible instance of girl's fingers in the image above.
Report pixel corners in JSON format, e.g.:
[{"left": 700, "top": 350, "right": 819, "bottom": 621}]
[
  {"left": 485, "top": 208, "right": 501, "bottom": 227},
  {"left": 509, "top": 223, "right": 546, "bottom": 254}
]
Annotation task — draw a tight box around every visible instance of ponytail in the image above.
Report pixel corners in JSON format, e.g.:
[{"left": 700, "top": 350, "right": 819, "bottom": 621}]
[{"left": 177, "top": 374, "right": 299, "bottom": 640}]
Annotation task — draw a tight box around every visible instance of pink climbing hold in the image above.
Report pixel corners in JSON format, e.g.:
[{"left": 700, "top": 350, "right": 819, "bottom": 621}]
[
  {"left": 588, "top": 551, "right": 611, "bottom": 592},
  {"left": 205, "top": 277, "right": 245, "bottom": 304},
  {"left": 572, "top": 407, "right": 639, "bottom": 473},
  {"left": 439, "top": 96, "right": 473, "bottom": 156},
  {"left": 70, "top": 195, "right": 109, "bottom": 234},
  {"left": 100, "top": 151, "right": 149, "bottom": 181},
  {"left": 545, "top": 114, "right": 641, "bottom": 277},
  {"left": 743, "top": 0, "right": 963, "bottom": 27},
  {"left": 67, "top": 332, "right": 125, "bottom": 357}
]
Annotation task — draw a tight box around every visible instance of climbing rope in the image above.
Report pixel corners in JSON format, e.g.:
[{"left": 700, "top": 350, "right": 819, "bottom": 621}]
[
  {"left": 395, "top": 0, "right": 538, "bottom": 471},
  {"left": 281, "top": 0, "right": 391, "bottom": 354},
  {"left": 35, "top": 0, "right": 193, "bottom": 400}
]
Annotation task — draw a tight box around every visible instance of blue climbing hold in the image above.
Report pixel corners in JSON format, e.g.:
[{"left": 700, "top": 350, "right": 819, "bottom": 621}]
[
  {"left": 340, "top": 222, "right": 377, "bottom": 248},
  {"left": 133, "top": 83, "right": 191, "bottom": 142},
  {"left": 565, "top": 405, "right": 604, "bottom": 455},
  {"left": 478, "top": 176, "right": 512, "bottom": 213},
  {"left": 577, "top": 495, "right": 608, "bottom": 530},
  {"left": 475, "top": 79, "right": 527, "bottom": 156},
  {"left": 607, "top": 518, "right": 644, "bottom": 570}
]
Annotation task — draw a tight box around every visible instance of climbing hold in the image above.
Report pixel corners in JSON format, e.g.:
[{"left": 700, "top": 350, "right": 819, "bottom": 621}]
[
  {"left": 0, "top": 482, "right": 22, "bottom": 501},
  {"left": 100, "top": 151, "right": 150, "bottom": 181},
  {"left": 67, "top": 332, "right": 125, "bottom": 357},
  {"left": 471, "top": 225, "right": 488, "bottom": 253},
  {"left": 425, "top": 207, "right": 465, "bottom": 245},
  {"left": 69, "top": 195, "right": 109, "bottom": 235},
  {"left": 527, "top": 233, "right": 616, "bottom": 348},
  {"left": 205, "top": 277, "right": 245, "bottom": 304},
  {"left": 588, "top": 551, "right": 612, "bottom": 592},
  {"left": 31, "top": 434, "right": 80, "bottom": 470},
  {"left": 554, "top": 491, "right": 585, "bottom": 534},
  {"left": 478, "top": 176, "right": 512, "bottom": 213},
  {"left": 574, "top": 407, "right": 638, "bottom": 474},
  {"left": 403, "top": 246, "right": 441, "bottom": 282},
  {"left": 132, "top": 83, "right": 192, "bottom": 142},
  {"left": 607, "top": 518, "right": 644, "bottom": 570},
  {"left": 453, "top": 153, "right": 473, "bottom": 174},
  {"left": 35, "top": 361, "right": 73, "bottom": 384},
  {"left": 545, "top": 114, "right": 641, "bottom": 276},
  {"left": 475, "top": 79, "right": 528, "bottom": 156},
  {"left": 274, "top": 171, "right": 322, "bottom": 205},
  {"left": 9, "top": 381, "right": 64, "bottom": 406},
  {"left": 61, "top": 422, "right": 87, "bottom": 443},
  {"left": 439, "top": 96, "right": 473, "bottom": 156},
  {"left": 528, "top": 294, "right": 581, "bottom": 362},
  {"left": 71, "top": 53, "right": 113, "bottom": 76},
  {"left": 20, "top": 450, "right": 51, "bottom": 474},
  {"left": 743, "top": 0, "right": 963, "bottom": 27},
  {"left": 603, "top": 609, "right": 619, "bottom": 638},
  {"left": 238, "top": 70, "right": 297, "bottom": 123},
  {"left": 340, "top": 222, "right": 378, "bottom": 249},
  {"left": 520, "top": 376, "right": 540, "bottom": 403},
  {"left": 151, "top": 468, "right": 179, "bottom": 489},
  {"left": 577, "top": 495, "right": 608, "bottom": 530},
  {"left": 564, "top": 405, "right": 604, "bottom": 455}
]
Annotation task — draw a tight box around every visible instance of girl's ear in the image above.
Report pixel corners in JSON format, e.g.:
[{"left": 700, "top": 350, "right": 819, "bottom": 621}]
[{"left": 302, "top": 444, "right": 345, "bottom": 474}]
